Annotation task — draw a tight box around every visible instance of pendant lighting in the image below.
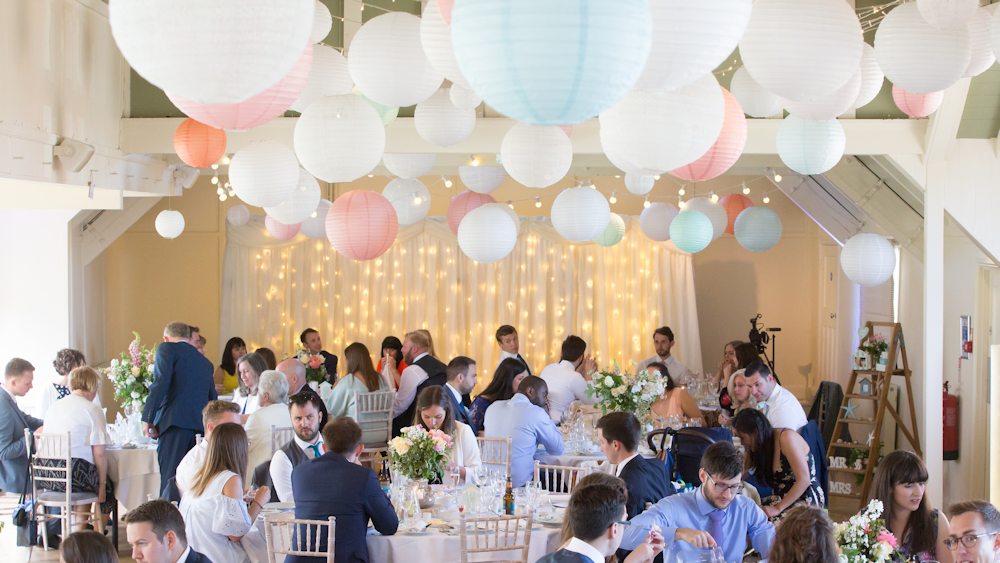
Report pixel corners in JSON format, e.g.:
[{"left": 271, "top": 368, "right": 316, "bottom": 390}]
[
  {"left": 173, "top": 119, "right": 227, "bottom": 169},
  {"left": 457, "top": 205, "right": 518, "bottom": 263},
  {"left": 348, "top": 12, "right": 443, "bottom": 108},
  {"left": 290, "top": 44, "right": 354, "bottom": 113},
  {"left": 853, "top": 44, "right": 885, "bottom": 110},
  {"left": 447, "top": 191, "right": 497, "bottom": 235},
  {"left": 293, "top": 94, "right": 385, "bottom": 183},
  {"left": 550, "top": 186, "right": 611, "bottom": 242},
  {"left": 301, "top": 199, "right": 332, "bottom": 239},
  {"left": 681, "top": 197, "right": 729, "bottom": 241},
  {"left": 265, "top": 215, "right": 301, "bottom": 240},
  {"left": 459, "top": 166, "right": 506, "bottom": 194},
  {"left": 719, "top": 193, "right": 753, "bottom": 235},
  {"left": 229, "top": 140, "right": 301, "bottom": 207},
  {"left": 625, "top": 174, "right": 655, "bottom": 196},
  {"left": 639, "top": 202, "right": 680, "bottom": 242},
  {"left": 840, "top": 233, "right": 896, "bottom": 287},
  {"left": 325, "top": 190, "right": 398, "bottom": 261},
  {"left": 875, "top": 2, "right": 971, "bottom": 94},
  {"left": 776, "top": 116, "right": 846, "bottom": 175},
  {"left": 730, "top": 67, "right": 783, "bottom": 118},
  {"left": 892, "top": 86, "right": 945, "bottom": 118},
  {"left": 382, "top": 178, "right": 432, "bottom": 226},
  {"left": 155, "top": 210, "right": 185, "bottom": 239},
  {"left": 414, "top": 88, "right": 476, "bottom": 147},
  {"left": 226, "top": 204, "right": 250, "bottom": 227},
  {"left": 669, "top": 210, "right": 713, "bottom": 253},
  {"left": 500, "top": 124, "right": 572, "bottom": 189},
  {"left": 670, "top": 87, "right": 747, "bottom": 181},
  {"left": 593, "top": 213, "right": 626, "bottom": 247},
  {"left": 263, "top": 168, "right": 322, "bottom": 225},
  {"left": 734, "top": 207, "right": 782, "bottom": 252},
  {"left": 383, "top": 154, "right": 436, "bottom": 180}
]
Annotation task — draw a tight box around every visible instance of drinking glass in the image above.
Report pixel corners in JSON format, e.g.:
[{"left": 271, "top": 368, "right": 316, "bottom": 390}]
[
  {"left": 449, "top": 466, "right": 461, "bottom": 488},
  {"left": 514, "top": 488, "right": 527, "bottom": 515},
  {"left": 471, "top": 467, "right": 488, "bottom": 488}
]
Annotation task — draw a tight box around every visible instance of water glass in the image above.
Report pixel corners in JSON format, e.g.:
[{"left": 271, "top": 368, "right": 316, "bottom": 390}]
[{"left": 449, "top": 466, "right": 461, "bottom": 488}]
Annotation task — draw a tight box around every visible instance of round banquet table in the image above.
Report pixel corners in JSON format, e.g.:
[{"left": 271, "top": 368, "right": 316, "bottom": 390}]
[{"left": 106, "top": 445, "right": 160, "bottom": 511}]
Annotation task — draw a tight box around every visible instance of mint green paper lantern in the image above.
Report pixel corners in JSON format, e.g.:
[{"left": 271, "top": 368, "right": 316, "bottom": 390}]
[
  {"left": 734, "top": 206, "right": 782, "bottom": 251},
  {"left": 593, "top": 213, "right": 625, "bottom": 247},
  {"left": 669, "top": 210, "right": 712, "bottom": 253}
]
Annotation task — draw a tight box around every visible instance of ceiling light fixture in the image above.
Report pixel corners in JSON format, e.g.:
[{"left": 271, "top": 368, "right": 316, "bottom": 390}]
[
  {"left": 535, "top": 196, "right": 542, "bottom": 208},
  {"left": 643, "top": 196, "right": 651, "bottom": 208},
  {"left": 609, "top": 190, "right": 617, "bottom": 204},
  {"left": 742, "top": 181, "right": 750, "bottom": 195}
]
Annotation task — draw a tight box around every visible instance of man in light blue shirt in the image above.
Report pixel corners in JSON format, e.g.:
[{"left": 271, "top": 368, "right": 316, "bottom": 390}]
[
  {"left": 484, "top": 376, "right": 564, "bottom": 486},
  {"left": 621, "top": 442, "right": 775, "bottom": 563}
]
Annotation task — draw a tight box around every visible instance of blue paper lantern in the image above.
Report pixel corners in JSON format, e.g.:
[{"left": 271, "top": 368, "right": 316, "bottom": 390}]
[
  {"left": 669, "top": 211, "right": 713, "bottom": 253},
  {"left": 450, "top": 0, "right": 653, "bottom": 125},
  {"left": 734, "top": 207, "right": 783, "bottom": 252},
  {"left": 593, "top": 213, "right": 626, "bottom": 247}
]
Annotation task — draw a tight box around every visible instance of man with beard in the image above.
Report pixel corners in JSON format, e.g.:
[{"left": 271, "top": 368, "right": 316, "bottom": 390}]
[
  {"left": 636, "top": 327, "right": 691, "bottom": 386},
  {"left": 390, "top": 330, "right": 447, "bottom": 437},
  {"left": 269, "top": 392, "right": 324, "bottom": 503},
  {"left": 483, "top": 376, "right": 564, "bottom": 487}
]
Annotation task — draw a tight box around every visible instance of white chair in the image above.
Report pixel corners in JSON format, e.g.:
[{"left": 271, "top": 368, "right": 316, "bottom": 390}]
[
  {"left": 476, "top": 436, "right": 512, "bottom": 475},
  {"left": 270, "top": 426, "right": 295, "bottom": 456},
  {"left": 533, "top": 460, "right": 591, "bottom": 493},
  {"left": 355, "top": 390, "right": 394, "bottom": 463},
  {"left": 264, "top": 514, "right": 336, "bottom": 563},
  {"left": 459, "top": 512, "right": 534, "bottom": 563}
]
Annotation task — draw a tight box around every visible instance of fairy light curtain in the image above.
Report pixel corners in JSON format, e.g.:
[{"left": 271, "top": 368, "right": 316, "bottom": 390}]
[{"left": 221, "top": 214, "right": 703, "bottom": 390}]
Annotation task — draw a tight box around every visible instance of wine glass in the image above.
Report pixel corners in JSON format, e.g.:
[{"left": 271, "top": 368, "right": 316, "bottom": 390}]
[
  {"left": 449, "top": 465, "right": 461, "bottom": 489},
  {"left": 471, "top": 467, "right": 488, "bottom": 488}
]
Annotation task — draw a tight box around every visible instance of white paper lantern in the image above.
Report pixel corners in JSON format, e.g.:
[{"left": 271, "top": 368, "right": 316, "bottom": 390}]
[
  {"left": 290, "top": 45, "right": 353, "bottom": 113},
  {"left": 781, "top": 67, "right": 861, "bottom": 121},
  {"left": 965, "top": 8, "right": 995, "bottom": 78},
  {"left": 109, "top": 0, "right": 314, "bottom": 105},
  {"left": 593, "top": 213, "right": 626, "bottom": 247},
  {"left": 459, "top": 166, "right": 506, "bottom": 194},
  {"left": 776, "top": 116, "right": 846, "bottom": 175},
  {"left": 635, "top": 0, "right": 753, "bottom": 92},
  {"left": 354, "top": 87, "right": 399, "bottom": 126},
  {"left": 625, "top": 174, "right": 655, "bottom": 196},
  {"left": 841, "top": 233, "right": 896, "bottom": 287},
  {"left": 451, "top": 0, "right": 652, "bottom": 126},
  {"left": 227, "top": 205, "right": 250, "bottom": 227},
  {"left": 310, "top": 0, "right": 333, "bottom": 43},
  {"left": 420, "top": 0, "right": 472, "bottom": 89},
  {"left": 482, "top": 202, "right": 521, "bottom": 231},
  {"left": 229, "top": 140, "right": 301, "bottom": 207},
  {"left": 600, "top": 120, "right": 665, "bottom": 176},
  {"left": 414, "top": 88, "right": 476, "bottom": 147},
  {"left": 739, "top": 0, "right": 863, "bottom": 102},
  {"left": 383, "top": 154, "right": 436, "bottom": 179},
  {"left": 669, "top": 210, "right": 713, "bottom": 253},
  {"left": 639, "top": 202, "right": 680, "bottom": 242},
  {"left": 457, "top": 205, "right": 518, "bottom": 263},
  {"left": 599, "top": 74, "right": 725, "bottom": 173},
  {"left": 348, "top": 12, "right": 443, "bottom": 108},
  {"left": 918, "top": 0, "right": 978, "bottom": 31},
  {"left": 682, "top": 197, "right": 728, "bottom": 241},
  {"left": 155, "top": 210, "right": 185, "bottom": 239},
  {"left": 500, "top": 123, "right": 573, "bottom": 188},
  {"left": 734, "top": 207, "right": 782, "bottom": 252},
  {"left": 263, "top": 168, "right": 322, "bottom": 225},
  {"left": 450, "top": 84, "right": 482, "bottom": 110},
  {"left": 265, "top": 215, "right": 301, "bottom": 240},
  {"left": 550, "top": 187, "right": 611, "bottom": 242},
  {"left": 382, "top": 178, "right": 432, "bottom": 226},
  {"left": 730, "top": 67, "right": 783, "bottom": 118},
  {"left": 876, "top": 2, "right": 971, "bottom": 94},
  {"left": 294, "top": 94, "right": 386, "bottom": 183},
  {"left": 853, "top": 44, "right": 885, "bottom": 109},
  {"left": 301, "top": 199, "right": 332, "bottom": 239}
]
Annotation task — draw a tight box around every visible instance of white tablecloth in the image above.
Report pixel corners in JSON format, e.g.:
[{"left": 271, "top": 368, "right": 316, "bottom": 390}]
[
  {"left": 106, "top": 446, "right": 160, "bottom": 511},
  {"left": 533, "top": 449, "right": 606, "bottom": 468}
]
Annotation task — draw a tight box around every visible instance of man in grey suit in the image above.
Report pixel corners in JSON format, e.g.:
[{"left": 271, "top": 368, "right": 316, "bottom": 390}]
[{"left": 0, "top": 358, "right": 43, "bottom": 493}]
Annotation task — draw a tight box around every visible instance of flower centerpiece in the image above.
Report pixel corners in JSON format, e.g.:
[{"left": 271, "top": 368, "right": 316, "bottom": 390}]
[
  {"left": 105, "top": 331, "right": 156, "bottom": 409},
  {"left": 287, "top": 344, "right": 327, "bottom": 385},
  {"left": 389, "top": 426, "right": 454, "bottom": 509},
  {"left": 835, "top": 499, "right": 897, "bottom": 563},
  {"left": 586, "top": 359, "right": 667, "bottom": 427},
  {"left": 861, "top": 333, "right": 889, "bottom": 365}
]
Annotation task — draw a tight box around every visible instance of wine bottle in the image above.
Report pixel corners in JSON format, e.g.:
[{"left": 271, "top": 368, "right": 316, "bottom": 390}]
[
  {"left": 503, "top": 475, "right": 515, "bottom": 515},
  {"left": 378, "top": 459, "right": 391, "bottom": 495}
]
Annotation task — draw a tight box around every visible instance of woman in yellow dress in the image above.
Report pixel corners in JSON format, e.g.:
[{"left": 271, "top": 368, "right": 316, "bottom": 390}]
[{"left": 213, "top": 337, "right": 247, "bottom": 395}]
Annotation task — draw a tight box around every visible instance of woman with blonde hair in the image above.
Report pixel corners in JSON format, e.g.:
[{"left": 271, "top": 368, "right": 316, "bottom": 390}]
[
  {"left": 769, "top": 505, "right": 839, "bottom": 563},
  {"left": 416, "top": 329, "right": 438, "bottom": 358}
]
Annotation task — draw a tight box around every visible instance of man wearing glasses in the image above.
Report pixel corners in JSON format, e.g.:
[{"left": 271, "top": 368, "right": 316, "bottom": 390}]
[
  {"left": 946, "top": 500, "right": 1000, "bottom": 563},
  {"left": 620, "top": 442, "right": 775, "bottom": 563}
]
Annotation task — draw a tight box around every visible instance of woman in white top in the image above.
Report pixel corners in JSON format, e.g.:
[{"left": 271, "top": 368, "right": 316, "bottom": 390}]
[
  {"left": 244, "top": 370, "right": 293, "bottom": 481},
  {"left": 323, "top": 343, "right": 390, "bottom": 444},
  {"left": 412, "top": 386, "right": 481, "bottom": 483},
  {"left": 41, "top": 366, "right": 115, "bottom": 531},
  {"left": 232, "top": 353, "right": 268, "bottom": 422},
  {"left": 180, "top": 422, "right": 270, "bottom": 563},
  {"left": 35, "top": 348, "right": 101, "bottom": 419}
]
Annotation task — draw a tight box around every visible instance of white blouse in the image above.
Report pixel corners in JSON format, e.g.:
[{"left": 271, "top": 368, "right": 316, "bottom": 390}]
[
  {"left": 244, "top": 403, "right": 293, "bottom": 481},
  {"left": 449, "top": 421, "right": 483, "bottom": 475},
  {"left": 180, "top": 470, "right": 255, "bottom": 563},
  {"left": 43, "top": 394, "right": 109, "bottom": 464}
]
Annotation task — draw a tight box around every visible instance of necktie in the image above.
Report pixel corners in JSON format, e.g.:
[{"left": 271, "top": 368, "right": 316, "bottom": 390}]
[
  {"left": 758, "top": 402, "right": 769, "bottom": 416},
  {"left": 707, "top": 509, "right": 725, "bottom": 547},
  {"left": 308, "top": 444, "right": 322, "bottom": 459}
]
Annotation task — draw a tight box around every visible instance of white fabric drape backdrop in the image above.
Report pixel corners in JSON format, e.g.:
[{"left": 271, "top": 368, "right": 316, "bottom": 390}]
[{"left": 221, "top": 215, "right": 703, "bottom": 388}]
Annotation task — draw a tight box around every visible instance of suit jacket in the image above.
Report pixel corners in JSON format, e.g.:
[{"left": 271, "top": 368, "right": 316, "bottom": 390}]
[
  {"left": 142, "top": 341, "right": 216, "bottom": 434},
  {"left": 293, "top": 383, "right": 329, "bottom": 433},
  {"left": 536, "top": 549, "right": 592, "bottom": 563},
  {"left": 392, "top": 355, "right": 447, "bottom": 437},
  {"left": 446, "top": 386, "right": 474, "bottom": 429},
  {"left": 0, "top": 388, "right": 43, "bottom": 492},
  {"left": 618, "top": 454, "right": 675, "bottom": 520},
  {"left": 290, "top": 452, "right": 398, "bottom": 563},
  {"left": 320, "top": 351, "right": 338, "bottom": 384},
  {"left": 183, "top": 548, "right": 213, "bottom": 563}
]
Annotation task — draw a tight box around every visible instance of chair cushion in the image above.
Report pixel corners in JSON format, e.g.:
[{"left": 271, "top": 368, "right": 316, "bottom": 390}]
[{"left": 37, "top": 491, "right": 99, "bottom": 505}]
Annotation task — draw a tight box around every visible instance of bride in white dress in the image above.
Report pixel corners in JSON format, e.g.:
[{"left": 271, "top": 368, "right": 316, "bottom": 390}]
[{"left": 179, "top": 422, "right": 271, "bottom": 563}]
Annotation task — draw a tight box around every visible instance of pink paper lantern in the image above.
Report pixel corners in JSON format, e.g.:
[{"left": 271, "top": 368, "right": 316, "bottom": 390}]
[
  {"left": 326, "top": 190, "right": 399, "bottom": 261},
  {"left": 265, "top": 215, "right": 301, "bottom": 240},
  {"left": 447, "top": 190, "right": 497, "bottom": 235},
  {"left": 892, "top": 85, "right": 945, "bottom": 118},
  {"left": 669, "top": 88, "right": 748, "bottom": 182},
  {"left": 437, "top": 0, "right": 454, "bottom": 26},
  {"left": 558, "top": 125, "right": 573, "bottom": 137},
  {"left": 167, "top": 43, "right": 313, "bottom": 131},
  {"left": 719, "top": 193, "right": 754, "bottom": 235}
]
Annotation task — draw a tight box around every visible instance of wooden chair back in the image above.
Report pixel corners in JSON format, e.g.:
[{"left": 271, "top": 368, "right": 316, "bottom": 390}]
[
  {"left": 476, "top": 436, "right": 512, "bottom": 475},
  {"left": 355, "top": 390, "right": 395, "bottom": 446},
  {"left": 459, "top": 513, "right": 534, "bottom": 563},
  {"left": 263, "top": 515, "right": 336, "bottom": 563},
  {"left": 533, "top": 461, "right": 590, "bottom": 493},
  {"left": 271, "top": 426, "right": 295, "bottom": 455}
]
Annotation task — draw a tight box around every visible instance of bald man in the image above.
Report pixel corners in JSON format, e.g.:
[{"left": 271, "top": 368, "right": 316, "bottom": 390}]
[{"left": 278, "top": 358, "right": 328, "bottom": 432}]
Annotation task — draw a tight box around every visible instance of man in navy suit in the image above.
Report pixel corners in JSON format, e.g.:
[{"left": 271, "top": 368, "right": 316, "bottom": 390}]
[
  {"left": 142, "top": 322, "right": 216, "bottom": 496},
  {"left": 125, "top": 499, "right": 212, "bottom": 563},
  {"left": 596, "top": 412, "right": 675, "bottom": 519},
  {"left": 443, "top": 356, "right": 478, "bottom": 430},
  {"left": 290, "top": 417, "right": 398, "bottom": 563},
  {"left": 0, "top": 358, "right": 43, "bottom": 494}
]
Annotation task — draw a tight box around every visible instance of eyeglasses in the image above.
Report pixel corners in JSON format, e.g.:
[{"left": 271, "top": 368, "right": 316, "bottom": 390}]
[
  {"left": 705, "top": 474, "right": 744, "bottom": 495},
  {"left": 614, "top": 521, "right": 633, "bottom": 527},
  {"left": 944, "top": 533, "right": 996, "bottom": 550}
]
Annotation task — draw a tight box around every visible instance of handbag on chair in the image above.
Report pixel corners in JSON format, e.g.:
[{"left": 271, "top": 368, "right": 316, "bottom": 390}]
[{"left": 14, "top": 463, "right": 39, "bottom": 547}]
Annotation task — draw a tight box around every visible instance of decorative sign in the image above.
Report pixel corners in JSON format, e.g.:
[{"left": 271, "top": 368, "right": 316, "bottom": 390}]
[
  {"left": 830, "top": 481, "right": 853, "bottom": 494},
  {"left": 829, "top": 456, "right": 848, "bottom": 468}
]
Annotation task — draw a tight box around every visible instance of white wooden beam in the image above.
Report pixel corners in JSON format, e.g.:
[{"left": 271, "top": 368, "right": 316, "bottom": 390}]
[{"left": 0, "top": 177, "right": 122, "bottom": 209}]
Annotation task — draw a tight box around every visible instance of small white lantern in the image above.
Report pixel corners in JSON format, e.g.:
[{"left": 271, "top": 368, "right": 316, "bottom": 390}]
[
  {"left": 301, "top": 199, "right": 332, "bottom": 239},
  {"left": 310, "top": 0, "right": 333, "bottom": 43},
  {"left": 734, "top": 207, "right": 782, "bottom": 252},
  {"left": 383, "top": 154, "right": 436, "bottom": 180},
  {"left": 781, "top": 67, "right": 861, "bottom": 122},
  {"left": 290, "top": 44, "right": 353, "bottom": 113},
  {"left": 500, "top": 123, "right": 573, "bottom": 188},
  {"left": 776, "top": 116, "right": 846, "bottom": 175},
  {"left": 227, "top": 205, "right": 250, "bottom": 227},
  {"left": 382, "top": 178, "right": 432, "bottom": 226},
  {"left": 625, "top": 174, "right": 655, "bottom": 196},
  {"left": 853, "top": 44, "right": 885, "bottom": 109},
  {"left": 593, "top": 212, "right": 626, "bottom": 247},
  {"left": 449, "top": 84, "right": 482, "bottom": 110},
  {"left": 965, "top": 8, "right": 995, "bottom": 78},
  {"left": 414, "top": 88, "right": 476, "bottom": 147},
  {"left": 840, "top": 233, "right": 896, "bottom": 287},
  {"left": 265, "top": 215, "right": 301, "bottom": 240},
  {"left": 420, "top": 0, "right": 472, "bottom": 89},
  {"left": 457, "top": 205, "right": 518, "bottom": 263},
  {"left": 682, "top": 197, "right": 729, "bottom": 241},
  {"left": 550, "top": 187, "right": 611, "bottom": 242},
  {"left": 639, "top": 202, "right": 680, "bottom": 242},
  {"left": 263, "top": 168, "right": 322, "bottom": 225},
  {"left": 917, "top": 0, "right": 978, "bottom": 31},
  {"left": 294, "top": 94, "right": 386, "bottom": 183},
  {"left": 730, "top": 67, "right": 783, "bottom": 118},
  {"left": 229, "top": 140, "right": 301, "bottom": 208},
  {"left": 876, "top": 2, "right": 971, "bottom": 94},
  {"left": 459, "top": 166, "right": 506, "bottom": 194},
  {"left": 348, "top": 12, "right": 443, "bottom": 108},
  {"left": 155, "top": 210, "right": 185, "bottom": 239}
]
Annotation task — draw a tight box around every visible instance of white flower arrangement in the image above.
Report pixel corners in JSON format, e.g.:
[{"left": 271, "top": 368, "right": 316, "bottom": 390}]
[
  {"left": 835, "top": 499, "right": 898, "bottom": 563},
  {"left": 586, "top": 360, "right": 667, "bottom": 426}
]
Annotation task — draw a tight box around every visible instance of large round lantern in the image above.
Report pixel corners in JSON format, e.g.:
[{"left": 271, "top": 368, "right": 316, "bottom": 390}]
[
  {"left": 459, "top": 166, "right": 506, "bottom": 194},
  {"left": 229, "top": 140, "right": 300, "bottom": 207},
  {"left": 600, "top": 121, "right": 664, "bottom": 176},
  {"left": 853, "top": 44, "right": 885, "bottom": 109},
  {"left": 500, "top": 124, "right": 573, "bottom": 188},
  {"left": 421, "top": 0, "right": 471, "bottom": 89},
  {"left": 449, "top": 84, "right": 482, "bottom": 110},
  {"left": 776, "top": 116, "right": 846, "bottom": 175},
  {"left": 730, "top": 67, "right": 783, "bottom": 118},
  {"left": 173, "top": 119, "right": 227, "bottom": 168},
  {"left": 892, "top": 86, "right": 945, "bottom": 118},
  {"left": 294, "top": 94, "right": 385, "bottom": 183},
  {"left": 965, "top": 8, "right": 995, "bottom": 78},
  {"left": 326, "top": 190, "right": 398, "bottom": 261},
  {"left": 310, "top": 0, "right": 333, "bottom": 43},
  {"left": 457, "top": 205, "right": 518, "bottom": 263},
  {"left": 155, "top": 210, "right": 185, "bottom": 239},
  {"left": 382, "top": 178, "right": 432, "bottom": 226},
  {"left": 450, "top": 0, "right": 652, "bottom": 125},
  {"left": 781, "top": 68, "right": 861, "bottom": 121},
  {"left": 669, "top": 211, "right": 713, "bottom": 253},
  {"left": 301, "top": 199, "right": 332, "bottom": 239},
  {"left": 226, "top": 204, "right": 250, "bottom": 227},
  {"left": 354, "top": 88, "right": 399, "bottom": 126},
  {"left": 593, "top": 213, "right": 626, "bottom": 247},
  {"left": 670, "top": 88, "right": 747, "bottom": 182},
  {"left": 447, "top": 191, "right": 497, "bottom": 235},
  {"left": 875, "top": 2, "right": 971, "bottom": 94},
  {"left": 840, "top": 233, "right": 896, "bottom": 287},
  {"left": 383, "top": 154, "right": 436, "bottom": 180},
  {"left": 639, "top": 202, "right": 680, "bottom": 242},
  {"left": 109, "top": 0, "right": 314, "bottom": 105},
  {"left": 348, "top": 12, "right": 443, "bottom": 108},
  {"left": 719, "top": 193, "right": 753, "bottom": 235},
  {"left": 414, "top": 88, "right": 476, "bottom": 147},
  {"left": 265, "top": 215, "right": 301, "bottom": 240},
  {"left": 550, "top": 187, "right": 611, "bottom": 242},
  {"left": 482, "top": 203, "right": 520, "bottom": 231},
  {"left": 734, "top": 207, "right": 782, "bottom": 252},
  {"left": 290, "top": 45, "right": 354, "bottom": 113},
  {"left": 625, "top": 174, "right": 655, "bottom": 196},
  {"left": 681, "top": 197, "right": 728, "bottom": 241},
  {"left": 917, "top": 0, "right": 978, "bottom": 31},
  {"left": 263, "top": 168, "right": 322, "bottom": 225}
]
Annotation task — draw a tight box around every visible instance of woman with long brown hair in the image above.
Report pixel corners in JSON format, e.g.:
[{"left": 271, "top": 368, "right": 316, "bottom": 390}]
[
  {"left": 412, "top": 386, "right": 481, "bottom": 482},
  {"left": 868, "top": 450, "right": 952, "bottom": 563},
  {"left": 769, "top": 505, "right": 840, "bottom": 563},
  {"left": 468, "top": 357, "right": 529, "bottom": 435},
  {"left": 324, "top": 342, "right": 389, "bottom": 418}
]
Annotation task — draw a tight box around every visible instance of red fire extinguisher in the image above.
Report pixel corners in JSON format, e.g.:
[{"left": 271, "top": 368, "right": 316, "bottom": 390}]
[{"left": 943, "top": 382, "right": 959, "bottom": 460}]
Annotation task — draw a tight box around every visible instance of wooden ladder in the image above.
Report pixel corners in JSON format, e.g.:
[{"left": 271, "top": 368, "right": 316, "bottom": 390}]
[{"left": 826, "top": 322, "right": 922, "bottom": 510}]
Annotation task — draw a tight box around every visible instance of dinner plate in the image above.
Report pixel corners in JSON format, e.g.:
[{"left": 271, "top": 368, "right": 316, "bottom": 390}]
[{"left": 264, "top": 502, "right": 295, "bottom": 510}]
